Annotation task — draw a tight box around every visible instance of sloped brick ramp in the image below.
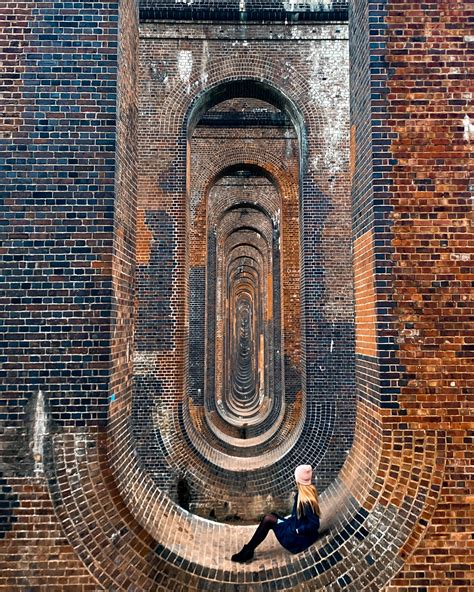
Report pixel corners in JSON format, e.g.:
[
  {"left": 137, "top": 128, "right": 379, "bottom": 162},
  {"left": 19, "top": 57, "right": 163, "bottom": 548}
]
[{"left": 45, "top": 422, "right": 445, "bottom": 591}]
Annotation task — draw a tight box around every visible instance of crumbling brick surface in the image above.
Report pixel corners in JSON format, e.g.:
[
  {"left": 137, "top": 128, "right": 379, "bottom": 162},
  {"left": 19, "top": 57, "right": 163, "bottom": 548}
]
[{"left": 139, "top": 0, "right": 349, "bottom": 22}]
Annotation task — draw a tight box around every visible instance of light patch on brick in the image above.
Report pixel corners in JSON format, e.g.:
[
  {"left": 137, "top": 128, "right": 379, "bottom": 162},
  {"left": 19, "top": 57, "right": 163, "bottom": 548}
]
[
  {"left": 354, "top": 230, "right": 377, "bottom": 357},
  {"left": 178, "top": 49, "right": 193, "bottom": 93},
  {"left": 200, "top": 41, "right": 209, "bottom": 87},
  {"left": 136, "top": 209, "right": 153, "bottom": 264},
  {"left": 307, "top": 38, "right": 349, "bottom": 178},
  {"left": 285, "top": 0, "right": 332, "bottom": 10},
  {"left": 32, "top": 390, "right": 47, "bottom": 477},
  {"left": 463, "top": 114, "right": 474, "bottom": 142},
  {"left": 350, "top": 123, "right": 356, "bottom": 180},
  {"left": 266, "top": 272, "right": 273, "bottom": 320}
]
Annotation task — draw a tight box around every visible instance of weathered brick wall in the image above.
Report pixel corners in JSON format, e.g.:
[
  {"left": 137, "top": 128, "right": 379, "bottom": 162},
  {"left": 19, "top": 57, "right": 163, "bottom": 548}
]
[
  {"left": 0, "top": 0, "right": 138, "bottom": 588},
  {"left": 353, "top": 1, "right": 473, "bottom": 589},
  {"left": 139, "top": 0, "right": 349, "bottom": 21},
  {"left": 1, "top": 0, "right": 120, "bottom": 464},
  {"left": 349, "top": 1, "right": 473, "bottom": 590}
]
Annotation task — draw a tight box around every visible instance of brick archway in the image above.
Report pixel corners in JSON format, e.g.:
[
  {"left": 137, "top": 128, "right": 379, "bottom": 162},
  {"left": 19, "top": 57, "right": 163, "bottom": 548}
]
[
  {"left": 29, "top": 4, "right": 457, "bottom": 591},
  {"left": 47, "top": 16, "right": 444, "bottom": 591}
]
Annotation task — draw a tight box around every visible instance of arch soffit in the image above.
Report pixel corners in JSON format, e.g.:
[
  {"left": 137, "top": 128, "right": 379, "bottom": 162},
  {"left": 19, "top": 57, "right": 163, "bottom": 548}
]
[
  {"left": 222, "top": 229, "right": 270, "bottom": 251},
  {"left": 216, "top": 200, "right": 275, "bottom": 227},
  {"left": 219, "top": 211, "right": 273, "bottom": 236},
  {"left": 196, "top": 152, "right": 297, "bottom": 213}
]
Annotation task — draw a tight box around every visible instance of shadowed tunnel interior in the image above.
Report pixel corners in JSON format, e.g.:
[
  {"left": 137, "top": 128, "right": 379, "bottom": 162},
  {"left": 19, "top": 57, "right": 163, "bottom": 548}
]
[
  {"left": 221, "top": 214, "right": 272, "bottom": 424},
  {"left": 188, "top": 95, "right": 294, "bottom": 456}
]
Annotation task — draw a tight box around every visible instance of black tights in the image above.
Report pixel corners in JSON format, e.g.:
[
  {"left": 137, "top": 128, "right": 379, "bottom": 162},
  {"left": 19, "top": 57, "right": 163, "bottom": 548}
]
[{"left": 246, "top": 513, "right": 278, "bottom": 550}]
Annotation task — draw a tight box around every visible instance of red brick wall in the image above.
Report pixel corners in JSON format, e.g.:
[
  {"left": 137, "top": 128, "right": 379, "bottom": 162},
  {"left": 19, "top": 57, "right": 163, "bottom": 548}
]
[
  {"left": 354, "top": 230, "right": 377, "bottom": 358},
  {"left": 378, "top": 2, "right": 473, "bottom": 589},
  {"left": 0, "top": 480, "right": 97, "bottom": 590},
  {"left": 350, "top": 1, "right": 473, "bottom": 590}
]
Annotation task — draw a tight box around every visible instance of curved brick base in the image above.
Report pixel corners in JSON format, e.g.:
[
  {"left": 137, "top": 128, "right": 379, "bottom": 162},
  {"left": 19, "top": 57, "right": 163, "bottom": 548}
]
[{"left": 44, "top": 419, "right": 445, "bottom": 591}]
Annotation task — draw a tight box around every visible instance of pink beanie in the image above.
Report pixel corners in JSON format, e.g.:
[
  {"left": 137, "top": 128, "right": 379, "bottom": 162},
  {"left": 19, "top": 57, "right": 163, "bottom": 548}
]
[{"left": 294, "top": 464, "right": 312, "bottom": 485}]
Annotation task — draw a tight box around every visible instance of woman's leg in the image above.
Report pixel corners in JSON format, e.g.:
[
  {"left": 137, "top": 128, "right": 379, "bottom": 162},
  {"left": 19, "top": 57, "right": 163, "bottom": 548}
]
[
  {"left": 246, "top": 513, "right": 278, "bottom": 550},
  {"left": 231, "top": 513, "right": 279, "bottom": 562}
]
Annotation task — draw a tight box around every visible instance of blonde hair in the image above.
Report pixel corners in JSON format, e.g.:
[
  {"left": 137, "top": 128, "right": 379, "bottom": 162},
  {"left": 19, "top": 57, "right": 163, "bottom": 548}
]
[{"left": 296, "top": 483, "right": 320, "bottom": 518}]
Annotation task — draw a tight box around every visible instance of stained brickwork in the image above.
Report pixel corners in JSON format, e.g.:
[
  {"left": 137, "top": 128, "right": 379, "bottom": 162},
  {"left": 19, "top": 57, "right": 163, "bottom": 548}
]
[
  {"left": 0, "top": 0, "right": 138, "bottom": 587},
  {"left": 1, "top": 0, "right": 121, "bottom": 450},
  {"left": 1, "top": 0, "right": 472, "bottom": 591},
  {"left": 355, "top": 1, "right": 473, "bottom": 590},
  {"left": 132, "top": 19, "right": 355, "bottom": 517},
  {"left": 354, "top": 230, "right": 377, "bottom": 357},
  {"left": 139, "top": 0, "right": 349, "bottom": 22}
]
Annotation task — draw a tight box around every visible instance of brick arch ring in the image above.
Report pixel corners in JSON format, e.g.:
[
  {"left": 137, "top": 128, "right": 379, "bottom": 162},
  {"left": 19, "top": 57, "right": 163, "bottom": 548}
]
[
  {"left": 44, "top": 73, "right": 447, "bottom": 590},
  {"left": 128, "top": 147, "right": 337, "bottom": 507},
  {"left": 117, "top": 79, "right": 340, "bottom": 510},
  {"left": 46, "top": 393, "right": 446, "bottom": 589},
  {"left": 184, "top": 152, "right": 310, "bottom": 464},
  {"left": 169, "top": 79, "right": 345, "bottom": 493}
]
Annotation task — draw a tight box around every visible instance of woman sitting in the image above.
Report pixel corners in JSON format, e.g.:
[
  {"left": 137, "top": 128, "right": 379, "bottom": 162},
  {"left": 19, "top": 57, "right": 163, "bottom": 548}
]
[{"left": 231, "top": 464, "right": 320, "bottom": 563}]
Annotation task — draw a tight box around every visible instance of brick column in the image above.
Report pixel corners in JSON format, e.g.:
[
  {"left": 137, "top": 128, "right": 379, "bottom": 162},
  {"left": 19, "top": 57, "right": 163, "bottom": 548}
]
[{"left": 350, "top": 1, "right": 472, "bottom": 589}]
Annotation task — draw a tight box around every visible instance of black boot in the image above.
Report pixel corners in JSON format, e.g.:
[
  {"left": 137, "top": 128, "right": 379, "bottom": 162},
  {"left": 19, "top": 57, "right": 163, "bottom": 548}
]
[{"left": 231, "top": 544, "right": 254, "bottom": 563}]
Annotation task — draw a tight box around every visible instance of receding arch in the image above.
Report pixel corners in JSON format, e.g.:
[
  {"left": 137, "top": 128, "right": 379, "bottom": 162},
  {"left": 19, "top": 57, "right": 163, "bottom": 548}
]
[
  {"left": 118, "top": 57, "right": 356, "bottom": 533},
  {"left": 186, "top": 78, "right": 307, "bottom": 146},
  {"left": 185, "top": 80, "right": 305, "bottom": 463},
  {"left": 36, "top": 11, "right": 452, "bottom": 592}
]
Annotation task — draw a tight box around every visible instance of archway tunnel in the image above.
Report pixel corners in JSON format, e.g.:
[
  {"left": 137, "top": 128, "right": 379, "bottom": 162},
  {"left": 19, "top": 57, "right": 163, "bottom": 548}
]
[{"left": 120, "top": 54, "right": 359, "bottom": 527}]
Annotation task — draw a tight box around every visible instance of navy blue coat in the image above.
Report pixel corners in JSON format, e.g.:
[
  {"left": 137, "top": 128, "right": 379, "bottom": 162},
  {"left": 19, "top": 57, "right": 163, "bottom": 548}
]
[{"left": 273, "top": 493, "right": 320, "bottom": 554}]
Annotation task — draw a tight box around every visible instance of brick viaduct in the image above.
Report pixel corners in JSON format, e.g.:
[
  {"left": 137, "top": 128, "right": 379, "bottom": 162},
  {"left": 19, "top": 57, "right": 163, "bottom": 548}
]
[{"left": 0, "top": 1, "right": 472, "bottom": 591}]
